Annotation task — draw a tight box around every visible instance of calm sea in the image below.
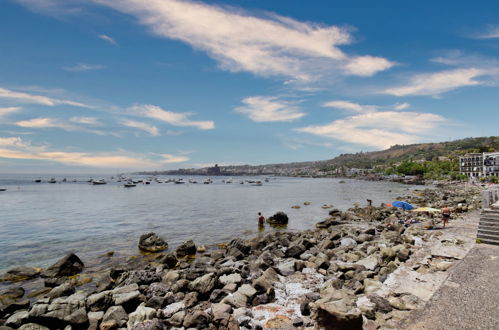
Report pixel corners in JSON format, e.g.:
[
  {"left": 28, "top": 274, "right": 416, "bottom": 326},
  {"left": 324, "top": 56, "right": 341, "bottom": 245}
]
[{"left": 0, "top": 174, "right": 417, "bottom": 272}]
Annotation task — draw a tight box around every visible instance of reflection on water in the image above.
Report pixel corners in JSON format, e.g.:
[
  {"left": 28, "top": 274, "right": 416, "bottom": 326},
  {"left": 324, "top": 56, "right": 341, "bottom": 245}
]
[{"left": 0, "top": 175, "right": 417, "bottom": 272}]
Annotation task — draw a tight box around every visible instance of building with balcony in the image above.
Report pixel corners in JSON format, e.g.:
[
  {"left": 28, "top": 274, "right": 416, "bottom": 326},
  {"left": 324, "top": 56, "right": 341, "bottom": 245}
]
[{"left": 459, "top": 153, "right": 483, "bottom": 178}]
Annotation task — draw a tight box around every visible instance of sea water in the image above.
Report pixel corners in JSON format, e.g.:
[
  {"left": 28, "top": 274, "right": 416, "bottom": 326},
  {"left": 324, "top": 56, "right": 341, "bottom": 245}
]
[{"left": 0, "top": 174, "right": 417, "bottom": 272}]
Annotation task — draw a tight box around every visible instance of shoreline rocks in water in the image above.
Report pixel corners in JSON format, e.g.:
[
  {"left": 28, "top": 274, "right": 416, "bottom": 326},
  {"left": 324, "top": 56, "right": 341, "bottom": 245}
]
[
  {"left": 138, "top": 233, "right": 168, "bottom": 253},
  {"left": 0, "top": 182, "right": 483, "bottom": 329}
]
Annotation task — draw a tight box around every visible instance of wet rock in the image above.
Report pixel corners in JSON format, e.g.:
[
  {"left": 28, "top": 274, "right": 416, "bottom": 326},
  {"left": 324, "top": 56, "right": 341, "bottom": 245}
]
[
  {"left": 102, "top": 305, "right": 128, "bottom": 328},
  {"left": 188, "top": 273, "right": 216, "bottom": 295},
  {"left": 138, "top": 233, "right": 168, "bottom": 253},
  {"left": 42, "top": 253, "right": 84, "bottom": 278},
  {"left": 175, "top": 240, "right": 197, "bottom": 257},
  {"left": 127, "top": 304, "right": 156, "bottom": 329},
  {"left": 0, "top": 267, "right": 41, "bottom": 282},
  {"left": 0, "top": 286, "right": 25, "bottom": 300},
  {"left": 0, "top": 298, "right": 30, "bottom": 317},
  {"left": 158, "top": 253, "right": 177, "bottom": 269},
  {"left": 266, "top": 212, "right": 289, "bottom": 225}
]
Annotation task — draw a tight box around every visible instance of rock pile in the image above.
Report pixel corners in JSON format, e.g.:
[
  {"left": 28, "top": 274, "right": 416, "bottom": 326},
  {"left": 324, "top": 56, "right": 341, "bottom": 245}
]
[{"left": 0, "top": 182, "right": 481, "bottom": 329}]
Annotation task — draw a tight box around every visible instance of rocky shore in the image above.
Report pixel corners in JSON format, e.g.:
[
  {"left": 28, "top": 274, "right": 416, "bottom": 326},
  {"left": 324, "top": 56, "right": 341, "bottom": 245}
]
[{"left": 0, "top": 183, "right": 483, "bottom": 329}]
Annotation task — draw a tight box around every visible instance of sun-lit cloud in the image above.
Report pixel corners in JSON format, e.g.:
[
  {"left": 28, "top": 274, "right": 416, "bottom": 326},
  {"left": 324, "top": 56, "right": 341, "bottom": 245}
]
[
  {"left": 382, "top": 68, "right": 486, "bottom": 96},
  {"left": 63, "top": 63, "right": 105, "bottom": 72},
  {"left": 235, "top": 96, "right": 305, "bottom": 122},
  {"left": 130, "top": 104, "right": 214, "bottom": 130},
  {"left": 0, "top": 87, "right": 91, "bottom": 108},
  {"left": 0, "top": 136, "right": 187, "bottom": 168},
  {"left": 322, "top": 100, "right": 376, "bottom": 113},
  {"left": 393, "top": 102, "right": 410, "bottom": 110},
  {"left": 121, "top": 119, "right": 160, "bottom": 136},
  {"left": 0, "top": 107, "right": 22, "bottom": 118},
  {"left": 297, "top": 111, "right": 446, "bottom": 149},
  {"left": 89, "top": 0, "right": 393, "bottom": 83},
  {"left": 16, "top": 117, "right": 74, "bottom": 130},
  {"left": 69, "top": 116, "right": 99, "bottom": 125},
  {"left": 160, "top": 153, "right": 189, "bottom": 164},
  {"left": 98, "top": 34, "right": 117, "bottom": 45}
]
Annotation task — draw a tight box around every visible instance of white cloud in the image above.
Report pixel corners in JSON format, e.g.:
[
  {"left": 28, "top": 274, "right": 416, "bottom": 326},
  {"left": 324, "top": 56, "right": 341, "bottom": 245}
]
[
  {"left": 69, "top": 116, "right": 99, "bottom": 125},
  {"left": 16, "top": 117, "right": 74, "bottom": 130},
  {"left": 98, "top": 34, "right": 117, "bottom": 45},
  {"left": 0, "top": 107, "right": 22, "bottom": 117},
  {"left": 235, "top": 96, "right": 305, "bottom": 122},
  {"left": 160, "top": 153, "right": 189, "bottom": 164},
  {"left": 472, "top": 25, "right": 499, "bottom": 39},
  {"left": 322, "top": 100, "right": 376, "bottom": 113},
  {"left": 393, "top": 102, "right": 410, "bottom": 110},
  {"left": 344, "top": 56, "right": 394, "bottom": 77},
  {"left": 297, "top": 111, "right": 446, "bottom": 149},
  {"left": 382, "top": 68, "right": 485, "bottom": 96},
  {"left": 0, "top": 136, "right": 188, "bottom": 168},
  {"left": 121, "top": 119, "right": 160, "bottom": 136},
  {"left": 63, "top": 63, "right": 105, "bottom": 72},
  {"left": 0, "top": 87, "right": 91, "bottom": 108},
  {"left": 130, "top": 104, "right": 214, "bottom": 130},
  {"left": 90, "top": 0, "right": 393, "bottom": 82}
]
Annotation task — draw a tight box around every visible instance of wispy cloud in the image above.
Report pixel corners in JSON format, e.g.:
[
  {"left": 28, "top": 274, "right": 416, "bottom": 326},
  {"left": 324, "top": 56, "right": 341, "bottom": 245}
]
[
  {"left": 130, "top": 104, "right": 214, "bottom": 130},
  {"left": 90, "top": 0, "right": 393, "bottom": 83},
  {"left": 322, "top": 100, "right": 410, "bottom": 113},
  {"left": 98, "top": 34, "right": 117, "bottom": 45},
  {"left": 0, "top": 87, "right": 91, "bottom": 108},
  {"left": 471, "top": 25, "right": 499, "bottom": 39},
  {"left": 63, "top": 63, "right": 105, "bottom": 72},
  {"left": 0, "top": 136, "right": 189, "bottom": 168},
  {"left": 0, "top": 107, "right": 22, "bottom": 118},
  {"left": 121, "top": 119, "right": 160, "bottom": 136},
  {"left": 69, "top": 116, "right": 99, "bottom": 125},
  {"left": 297, "top": 105, "right": 446, "bottom": 149},
  {"left": 160, "top": 153, "right": 189, "bottom": 164},
  {"left": 382, "top": 68, "right": 486, "bottom": 96},
  {"left": 15, "top": 117, "right": 116, "bottom": 136},
  {"left": 235, "top": 96, "right": 305, "bottom": 122}
]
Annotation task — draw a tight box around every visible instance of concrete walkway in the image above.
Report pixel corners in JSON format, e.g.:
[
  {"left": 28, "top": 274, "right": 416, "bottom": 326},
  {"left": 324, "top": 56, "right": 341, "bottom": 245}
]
[{"left": 401, "top": 213, "right": 499, "bottom": 330}]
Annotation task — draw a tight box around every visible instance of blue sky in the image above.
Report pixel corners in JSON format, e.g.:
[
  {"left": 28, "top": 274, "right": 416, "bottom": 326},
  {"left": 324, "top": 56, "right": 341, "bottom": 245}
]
[{"left": 1, "top": 0, "right": 499, "bottom": 173}]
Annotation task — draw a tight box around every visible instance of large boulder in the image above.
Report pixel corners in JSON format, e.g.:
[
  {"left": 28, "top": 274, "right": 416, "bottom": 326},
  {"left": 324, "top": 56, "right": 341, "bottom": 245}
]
[
  {"left": 266, "top": 212, "right": 289, "bottom": 225},
  {"left": 138, "top": 233, "right": 168, "bottom": 253},
  {"left": 188, "top": 273, "right": 216, "bottom": 295},
  {"left": 41, "top": 253, "right": 84, "bottom": 278},
  {"left": 175, "top": 240, "right": 197, "bottom": 257}
]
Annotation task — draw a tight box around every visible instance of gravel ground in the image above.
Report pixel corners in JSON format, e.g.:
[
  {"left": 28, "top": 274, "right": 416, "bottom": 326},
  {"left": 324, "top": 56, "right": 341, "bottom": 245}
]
[{"left": 401, "top": 218, "right": 499, "bottom": 330}]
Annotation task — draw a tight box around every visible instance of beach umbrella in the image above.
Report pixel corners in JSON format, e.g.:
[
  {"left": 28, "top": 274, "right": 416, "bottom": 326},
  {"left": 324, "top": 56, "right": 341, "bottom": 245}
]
[
  {"left": 412, "top": 207, "right": 440, "bottom": 213},
  {"left": 392, "top": 201, "right": 414, "bottom": 210}
]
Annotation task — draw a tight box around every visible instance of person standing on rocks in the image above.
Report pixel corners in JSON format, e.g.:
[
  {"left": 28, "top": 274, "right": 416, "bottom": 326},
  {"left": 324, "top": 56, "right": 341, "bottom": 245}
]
[{"left": 441, "top": 204, "right": 451, "bottom": 228}]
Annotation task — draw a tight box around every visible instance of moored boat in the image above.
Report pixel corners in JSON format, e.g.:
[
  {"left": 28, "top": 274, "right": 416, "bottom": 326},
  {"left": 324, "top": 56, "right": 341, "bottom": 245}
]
[{"left": 92, "top": 179, "right": 107, "bottom": 185}]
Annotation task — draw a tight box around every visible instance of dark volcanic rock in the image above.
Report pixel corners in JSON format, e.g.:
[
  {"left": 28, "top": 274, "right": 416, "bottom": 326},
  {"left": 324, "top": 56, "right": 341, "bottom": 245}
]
[
  {"left": 159, "top": 253, "right": 178, "bottom": 269},
  {"left": 266, "top": 212, "right": 289, "bottom": 225},
  {"left": 138, "top": 233, "right": 168, "bottom": 253},
  {"left": 41, "top": 253, "right": 84, "bottom": 278},
  {"left": 175, "top": 240, "right": 197, "bottom": 257}
]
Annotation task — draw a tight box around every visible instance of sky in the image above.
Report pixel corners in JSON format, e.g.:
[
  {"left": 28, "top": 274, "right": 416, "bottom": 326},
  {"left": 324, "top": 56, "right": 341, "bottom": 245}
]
[{"left": 1, "top": 0, "right": 499, "bottom": 173}]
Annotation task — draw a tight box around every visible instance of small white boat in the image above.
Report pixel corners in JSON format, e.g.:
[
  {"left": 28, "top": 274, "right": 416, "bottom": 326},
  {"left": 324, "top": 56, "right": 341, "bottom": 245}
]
[
  {"left": 92, "top": 179, "right": 107, "bottom": 185},
  {"left": 251, "top": 181, "right": 263, "bottom": 186},
  {"left": 203, "top": 178, "right": 212, "bottom": 184},
  {"left": 225, "top": 178, "right": 232, "bottom": 184},
  {"left": 189, "top": 179, "right": 198, "bottom": 183},
  {"left": 175, "top": 179, "right": 185, "bottom": 184},
  {"left": 48, "top": 178, "right": 57, "bottom": 183},
  {"left": 124, "top": 182, "right": 136, "bottom": 188}
]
